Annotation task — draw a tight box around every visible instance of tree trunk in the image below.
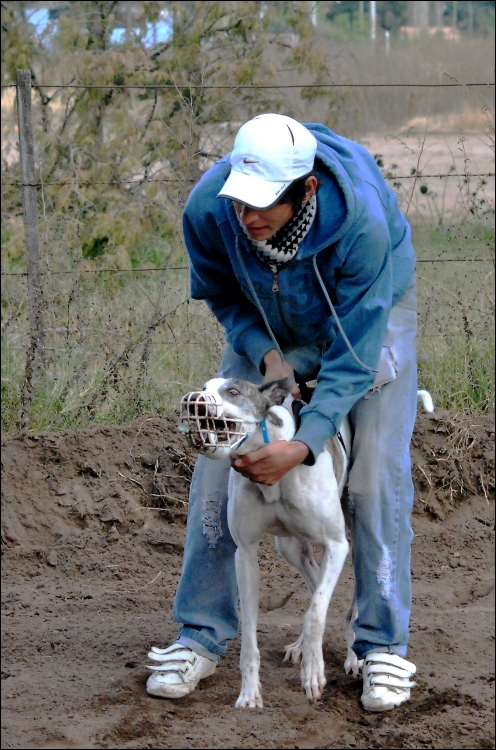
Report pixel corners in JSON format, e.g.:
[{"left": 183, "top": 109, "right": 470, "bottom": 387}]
[
  {"left": 418, "top": 0, "right": 429, "bottom": 32},
  {"left": 370, "top": 0, "right": 376, "bottom": 40},
  {"left": 468, "top": 1, "right": 473, "bottom": 35},
  {"left": 452, "top": 0, "right": 458, "bottom": 30},
  {"left": 435, "top": 1, "right": 444, "bottom": 30}
]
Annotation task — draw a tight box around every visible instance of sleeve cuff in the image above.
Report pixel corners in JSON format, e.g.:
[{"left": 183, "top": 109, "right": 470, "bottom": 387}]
[{"left": 292, "top": 412, "right": 337, "bottom": 466}]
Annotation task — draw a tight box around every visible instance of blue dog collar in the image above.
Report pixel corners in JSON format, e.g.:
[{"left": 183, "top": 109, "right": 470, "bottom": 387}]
[{"left": 259, "top": 418, "right": 270, "bottom": 444}]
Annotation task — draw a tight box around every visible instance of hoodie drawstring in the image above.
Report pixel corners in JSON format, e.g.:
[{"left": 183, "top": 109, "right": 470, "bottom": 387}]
[{"left": 312, "top": 254, "right": 378, "bottom": 373}]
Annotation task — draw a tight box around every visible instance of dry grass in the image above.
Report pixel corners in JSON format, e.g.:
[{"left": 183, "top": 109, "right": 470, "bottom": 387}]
[{"left": 311, "top": 35, "right": 495, "bottom": 137}]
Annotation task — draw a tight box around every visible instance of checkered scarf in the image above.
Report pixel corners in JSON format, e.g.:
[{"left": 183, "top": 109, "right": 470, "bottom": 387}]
[{"left": 238, "top": 194, "right": 317, "bottom": 271}]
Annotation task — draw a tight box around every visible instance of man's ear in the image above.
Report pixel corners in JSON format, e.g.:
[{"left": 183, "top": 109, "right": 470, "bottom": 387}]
[{"left": 259, "top": 377, "right": 292, "bottom": 406}]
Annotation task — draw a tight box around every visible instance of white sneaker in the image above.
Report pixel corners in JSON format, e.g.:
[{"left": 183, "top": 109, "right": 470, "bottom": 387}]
[
  {"left": 361, "top": 652, "right": 416, "bottom": 712},
  {"left": 146, "top": 643, "right": 217, "bottom": 699}
]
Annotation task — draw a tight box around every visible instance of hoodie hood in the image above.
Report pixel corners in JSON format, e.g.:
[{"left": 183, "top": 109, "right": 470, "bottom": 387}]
[{"left": 224, "top": 123, "right": 387, "bottom": 261}]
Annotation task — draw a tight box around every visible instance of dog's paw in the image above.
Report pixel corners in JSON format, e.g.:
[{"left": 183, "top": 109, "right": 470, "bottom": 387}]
[
  {"left": 301, "top": 649, "right": 326, "bottom": 703},
  {"left": 283, "top": 633, "right": 304, "bottom": 664},
  {"left": 235, "top": 682, "right": 263, "bottom": 709},
  {"left": 344, "top": 651, "right": 363, "bottom": 678}
]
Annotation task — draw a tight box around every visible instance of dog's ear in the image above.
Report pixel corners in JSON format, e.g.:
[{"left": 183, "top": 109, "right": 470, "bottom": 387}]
[{"left": 259, "top": 377, "right": 292, "bottom": 406}]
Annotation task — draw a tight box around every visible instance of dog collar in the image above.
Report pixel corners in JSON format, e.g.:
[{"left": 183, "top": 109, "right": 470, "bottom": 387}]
[
  {"left": 259, "top": 418, "right": 270, "bottom": 444},
  {"left": 229, "top": 419, "right": 269, "bottom": 454}
]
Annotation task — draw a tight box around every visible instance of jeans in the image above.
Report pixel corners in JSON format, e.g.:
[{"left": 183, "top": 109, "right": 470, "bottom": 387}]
[{"left": 172, "top": 286, "right": 418, "bottom": 661}]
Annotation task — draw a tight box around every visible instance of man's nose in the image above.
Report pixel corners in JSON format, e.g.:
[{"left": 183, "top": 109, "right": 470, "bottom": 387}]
[{"left": 239, "top": 206, "right": 261, "bottom": 225}]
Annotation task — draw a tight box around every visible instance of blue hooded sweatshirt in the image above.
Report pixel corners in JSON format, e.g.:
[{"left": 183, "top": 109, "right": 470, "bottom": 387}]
[{"left": 182, "top": 123, "right": 416, "bottom": 463}]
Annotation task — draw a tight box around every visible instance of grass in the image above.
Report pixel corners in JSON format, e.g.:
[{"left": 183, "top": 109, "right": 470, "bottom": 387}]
[
  {"left": 413, "top": 219, "right": 494, "bottom": 414},
  {"left": 1, "top": 219, "right": 494, "bottom": 434},
  {"left": 1, "top": 283, "right": 226, "bottom": 433},
  {"left": 413, "top": 220, "right": 494, "bottom": 337},
  {"left": 418, "top": 335, "right": 494, "bottom": 413}
]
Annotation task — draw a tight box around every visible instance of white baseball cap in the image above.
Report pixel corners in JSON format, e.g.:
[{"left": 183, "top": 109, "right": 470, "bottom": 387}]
[{"left": 217, "top": 113, "right": 317, "bottom": 210}]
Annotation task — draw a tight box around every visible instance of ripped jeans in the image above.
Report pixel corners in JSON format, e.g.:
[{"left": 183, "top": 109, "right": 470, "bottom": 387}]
[{"left": 172, "top": 285, "right": 418, "bottom": 661}]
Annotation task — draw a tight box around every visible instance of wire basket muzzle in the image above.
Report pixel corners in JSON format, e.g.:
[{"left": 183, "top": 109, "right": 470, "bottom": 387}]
[{"left": 179, "top": 391, "right": 253, "bottom": 458}]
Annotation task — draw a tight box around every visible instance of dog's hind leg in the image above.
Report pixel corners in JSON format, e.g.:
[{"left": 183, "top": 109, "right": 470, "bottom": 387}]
[
  {"left": 300, "top": 535, "right": 349, "bottom": 702},
  {"left": 344, "top": 588, "right": 363, "bottom": 677},
  {"left": 275, "top": 536, "right": 320, "bottom": 593},
  {"left": 234, "top": 542, "right": 264, "bottom": 709},
  {"left": 275, "top": 537, "right": 320, "bottom": 664}
]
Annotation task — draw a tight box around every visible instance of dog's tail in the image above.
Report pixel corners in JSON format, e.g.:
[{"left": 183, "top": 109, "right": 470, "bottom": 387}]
[{"left": 417, "top": 389, "right": 434, "bottom": 413}]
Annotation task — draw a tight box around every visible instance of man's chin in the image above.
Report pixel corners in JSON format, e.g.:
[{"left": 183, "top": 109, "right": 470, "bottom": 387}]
[{"left": 248, "top": 229, "right": 272, "bottom": 241}]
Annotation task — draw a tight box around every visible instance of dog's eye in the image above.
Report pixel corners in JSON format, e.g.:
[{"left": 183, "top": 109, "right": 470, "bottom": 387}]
[
  {"left": 202, "top": 385, "right": 207, "bottom": 391},
  {"left": 229, "top": 388, "right": 240, "bottom": 396}
]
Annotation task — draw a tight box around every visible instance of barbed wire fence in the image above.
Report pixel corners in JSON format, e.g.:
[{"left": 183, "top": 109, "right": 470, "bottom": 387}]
[{"left": 1, "top": 71, "right": 495, "bottom": 431}]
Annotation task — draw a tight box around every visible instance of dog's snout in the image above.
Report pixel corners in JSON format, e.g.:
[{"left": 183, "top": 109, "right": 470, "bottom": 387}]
[
  {"left": 180, "top": 387, "right": 252, "bottom": 459},
  {"left": 182, "top": 391, "right": 220, "bottom": 418}
]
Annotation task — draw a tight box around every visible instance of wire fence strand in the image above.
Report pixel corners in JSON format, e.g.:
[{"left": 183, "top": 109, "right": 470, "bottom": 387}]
[
  {"left": 1, "top": 82, "right": 495, "bottom": 90},
  {"left": 2, "top": 173, "right": 494, "bottom": 188},
  {"left": 2, "top": 257, "right": 494, "bottom": 277}
]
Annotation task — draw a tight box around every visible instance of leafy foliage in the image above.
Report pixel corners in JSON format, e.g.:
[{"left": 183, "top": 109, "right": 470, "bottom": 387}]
[{"left": 2, "top": 1, "right": 342, "bottom": 270}]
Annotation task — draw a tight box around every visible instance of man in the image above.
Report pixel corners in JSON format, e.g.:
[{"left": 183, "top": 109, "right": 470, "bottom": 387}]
[{"left": 146, "top": 114, "right": 418, "bottom": 712}]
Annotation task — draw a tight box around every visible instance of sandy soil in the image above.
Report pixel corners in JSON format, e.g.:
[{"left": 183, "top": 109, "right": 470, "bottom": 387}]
[
  {"left": 1, "top": 410, "right": 494, "bottom": 750},
  {"left": 359, "top": 128, "right": 495, "bottom": 218}
]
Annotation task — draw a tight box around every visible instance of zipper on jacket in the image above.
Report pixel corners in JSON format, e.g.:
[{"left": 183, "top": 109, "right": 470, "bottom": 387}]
[
  {"left": 270, "top": 267, "right": 294, "bottom": 343},
  {"left": 271, "top": 270, "right": 279, "bottom": 293}
]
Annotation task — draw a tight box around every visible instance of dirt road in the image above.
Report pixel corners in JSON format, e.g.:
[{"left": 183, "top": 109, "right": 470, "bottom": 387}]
[{"left": 1, "top": 411, "right": 494, "bottom": 749}]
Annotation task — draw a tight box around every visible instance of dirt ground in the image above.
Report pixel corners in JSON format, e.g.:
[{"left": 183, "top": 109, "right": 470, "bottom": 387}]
[
  {"left": 1, "top": 409, "right": 494, "bottom": 750},
  {"left": 360, "top": 128, "right": 495, "bottom": 218}
]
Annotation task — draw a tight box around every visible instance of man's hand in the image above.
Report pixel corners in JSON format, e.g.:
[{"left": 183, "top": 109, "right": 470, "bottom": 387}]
[
  {"left": 263, "top": 349, "right": 301, "bottom": 399},
  {"left": 231, "top": 440, "right": 310, "bottom": 486}
]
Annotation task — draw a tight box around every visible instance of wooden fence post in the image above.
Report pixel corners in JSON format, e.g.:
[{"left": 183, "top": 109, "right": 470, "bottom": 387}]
[{"left": 16, "top": 68, "right": 45, "bottom": 427}]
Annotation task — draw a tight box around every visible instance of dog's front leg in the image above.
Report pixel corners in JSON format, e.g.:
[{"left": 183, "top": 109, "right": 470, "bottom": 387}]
[{"left": 235, "top": 543, "right": 263, "bottom": 709}]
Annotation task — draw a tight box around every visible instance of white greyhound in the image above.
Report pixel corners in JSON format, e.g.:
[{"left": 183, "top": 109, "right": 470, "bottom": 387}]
[
  {"left": 180, "top": 376, "right": 351, "bottom": 708},
  {"left": 178, "top": 378, "right": 433, "bottom": 709}
]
